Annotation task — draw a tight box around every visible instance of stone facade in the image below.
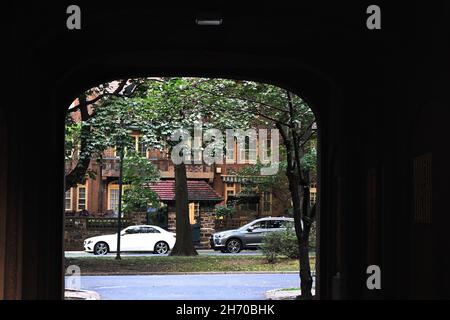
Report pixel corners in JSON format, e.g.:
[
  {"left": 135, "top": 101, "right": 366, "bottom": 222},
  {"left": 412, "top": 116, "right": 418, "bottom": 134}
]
[
  {"left": 167, "top": 211, "right": 176, "bottom": 233},
  {"left": 199, "top": 206, "right": 216, "bottom": 248},
  {"left": 64, "top": 218, "right": 116, "bottom": 251},
  {"left": 125, "top": 211, "right": 147, "bottom": 225},
  {"left": 166, "top": 204, "right": 216, "bottom": 249},
  {"left": 64, "top": 213, "right": 147, "bottom": 251}
]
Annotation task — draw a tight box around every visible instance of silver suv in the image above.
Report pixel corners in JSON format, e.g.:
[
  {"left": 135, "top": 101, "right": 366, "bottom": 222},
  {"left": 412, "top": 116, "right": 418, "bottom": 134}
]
[{"left": 210, "top": 217, "right": 294, "bottom": 253}]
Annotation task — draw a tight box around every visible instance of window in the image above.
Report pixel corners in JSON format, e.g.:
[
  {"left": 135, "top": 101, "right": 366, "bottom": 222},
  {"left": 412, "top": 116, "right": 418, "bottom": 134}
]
[
  {"left": 240, "top": 202, "right": 257, "bottom": 211},
  {"left": 77, "top": 185, "right": 88, "bottom": 211},
  {"left": 133, "top": 135, "right": 148, "bottom": 158},
  {"left": 226, "top": 138, "right": 237, "bottom": 164},
  {"left": 125, "top": 226, "right": 140, "bottom": 234},
  {"left": 108, "top": 184, "right": 120, "bottom": 213},
  {"left": 65, "top": 189, "right": 72, "bottom": 211},
  {"left": 267, "top": 220, "right": 283, "bottom": 229},
  {"left": 263, "top": 191, "right": 272, "bottom": 212},
  {"left": 225, "top": 183, "right": 236, "bottom": 205},
  {"left": 189, "top": 202, "right": 200, "bottom": 225},
  {"left": 239, "top": 138, "right": 257, "bottom": 164},
  {"left": 261, "top": 138, "right": 272, "bottom": 162},
  {"left": 250, "top": 221, "right": 267, "bottom": 230},
  {"left": 139, "top": 226, "right": 160, "bottom": 234}
]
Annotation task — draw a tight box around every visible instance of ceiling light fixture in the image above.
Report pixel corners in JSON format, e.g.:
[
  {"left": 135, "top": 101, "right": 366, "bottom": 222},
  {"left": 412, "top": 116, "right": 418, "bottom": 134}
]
[{"left": 195, "top": 18, "right": 223, "bottom": 26}]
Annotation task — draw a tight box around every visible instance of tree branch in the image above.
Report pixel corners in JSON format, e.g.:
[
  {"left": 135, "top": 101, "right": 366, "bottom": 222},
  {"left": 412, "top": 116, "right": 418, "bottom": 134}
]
[
  {"left": 68, "top": 79, "right": 129, "bottom": 113},
  {"left": 286, "top": 90, "right": 307, "bottom": 186},
  {"left": 190, "top": 83, "right": 290, "bottom": 116}
]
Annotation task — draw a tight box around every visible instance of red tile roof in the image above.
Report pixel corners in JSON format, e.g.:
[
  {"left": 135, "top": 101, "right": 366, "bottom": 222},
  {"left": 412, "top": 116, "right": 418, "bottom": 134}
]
[{"left": 149, "top": 180, "right": 222, "bottom": 203}]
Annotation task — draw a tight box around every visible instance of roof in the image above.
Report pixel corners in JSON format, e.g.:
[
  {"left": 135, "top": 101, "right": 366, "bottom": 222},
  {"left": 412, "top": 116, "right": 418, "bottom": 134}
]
[{"left": 149, "top": 180, "right": 223, "bottom": 203}]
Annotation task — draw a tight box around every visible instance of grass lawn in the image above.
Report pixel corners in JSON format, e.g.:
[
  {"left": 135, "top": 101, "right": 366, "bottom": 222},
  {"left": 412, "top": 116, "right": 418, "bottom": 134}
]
[
  {"left": 280, "top": 287, "right": 301, "bottom": 291},
  {"left": 65, "top": 255, "right": 316, "bottom": 275}
]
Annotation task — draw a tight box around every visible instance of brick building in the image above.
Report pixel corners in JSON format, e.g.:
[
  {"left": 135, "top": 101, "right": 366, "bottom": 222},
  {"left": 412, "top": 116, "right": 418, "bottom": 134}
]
[{"left": 66, "top": 134, "right": 303, "bottom": 235}]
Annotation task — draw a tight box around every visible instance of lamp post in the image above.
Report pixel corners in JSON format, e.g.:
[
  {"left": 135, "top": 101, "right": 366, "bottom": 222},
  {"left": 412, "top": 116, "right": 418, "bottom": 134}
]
[
  {"left": 115, "top": 148, "right": 124, "bottom": 260},
  {"left": 115, "top": 118, "right": 126, "bottom": 260},
  {"left": 113, "top": 81, "right": 138, "bottom": 260}
]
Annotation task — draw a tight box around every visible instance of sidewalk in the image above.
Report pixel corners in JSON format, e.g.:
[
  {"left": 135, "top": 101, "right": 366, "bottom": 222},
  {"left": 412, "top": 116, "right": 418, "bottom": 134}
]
[{"left": 265, "top": 288, "right": 316, "bottom": 300}]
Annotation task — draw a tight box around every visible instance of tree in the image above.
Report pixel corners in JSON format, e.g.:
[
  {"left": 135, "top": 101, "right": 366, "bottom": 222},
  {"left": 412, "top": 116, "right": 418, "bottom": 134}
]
[
  {"left": 174, "top": 78, "right": 317, "bottom": 299},
  {"left": 65, "top": 79, "right": 147, "bottom": 192},
  {"left": 134, "top": 77, "right": 317, "bottom": 277},
  {"left": 122, "top": 152, "right": 160, "bottom": 214},
  {"left": 132, "top": 78, "right": 254, "bottom": 256}
]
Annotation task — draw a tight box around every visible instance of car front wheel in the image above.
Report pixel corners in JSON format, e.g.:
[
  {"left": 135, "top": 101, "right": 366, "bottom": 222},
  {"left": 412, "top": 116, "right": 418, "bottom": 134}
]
[
  {"left": 93, "top": 242, "right": 109, "bottom": 255},
  {"left": 226, "top": 239, "right": 242, "bottom": 253},
  {"left": 154, "top": 241, "right": 169, "bottom": 254}
]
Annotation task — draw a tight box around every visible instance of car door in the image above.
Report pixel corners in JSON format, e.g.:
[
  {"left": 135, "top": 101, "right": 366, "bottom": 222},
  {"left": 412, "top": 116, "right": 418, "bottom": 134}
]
[
  {"left": 120, "top": 226, "right": 141, "bottom": 251},
  {"left": 244, "top": 221, "right": 268, "bottom": 246},
  {"left": 135, "top": 226, "right": 161, "bottom": 251},
  {"left": 266, "top": 220, "right": 285, "bottom": 234}
]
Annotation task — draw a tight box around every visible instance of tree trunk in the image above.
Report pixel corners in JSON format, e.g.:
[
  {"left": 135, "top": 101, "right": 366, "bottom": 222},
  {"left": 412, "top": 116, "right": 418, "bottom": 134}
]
[
  {"left": 285, "top": 171, "right": 309, "bottom": 298},
  {"left": 278, "top": 124, "right": 314, "bottom": 299},
  {"left": 299, "top": 185, "right": 313, "bottom": 300},
  {"left": 65, "top": 124, "right": 91, "bottom": 191},
  {"left": 169, "top": 163, "right": 198, "bottom": 256},
  {"left": 65, "top": 98, "right": 92, "bottom": 191}
]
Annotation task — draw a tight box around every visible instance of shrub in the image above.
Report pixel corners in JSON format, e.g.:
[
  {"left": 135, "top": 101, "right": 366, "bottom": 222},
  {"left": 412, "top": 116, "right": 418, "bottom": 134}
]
[
  {"left": 214, "top": 206, "right": 236, "bottom": 219},
  {"left": 262, "top": 228, "right": 299, "bottom": 263}
]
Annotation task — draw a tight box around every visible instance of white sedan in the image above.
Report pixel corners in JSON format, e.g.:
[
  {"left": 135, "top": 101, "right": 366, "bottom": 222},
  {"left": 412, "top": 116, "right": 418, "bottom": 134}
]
[{"left": 84, "top": 225, "right": 176, "bottom": 255}]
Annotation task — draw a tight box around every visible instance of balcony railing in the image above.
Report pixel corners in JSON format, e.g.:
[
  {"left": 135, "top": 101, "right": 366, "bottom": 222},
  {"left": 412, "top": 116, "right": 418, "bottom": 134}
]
[{"left": 66, "top": 157, "right": 215, "bottom": 180}]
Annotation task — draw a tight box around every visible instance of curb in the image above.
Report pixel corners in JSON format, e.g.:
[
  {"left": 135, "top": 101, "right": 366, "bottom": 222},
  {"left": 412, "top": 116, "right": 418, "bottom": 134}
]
[
  {"left": 265, "top": 288, "right": 316, "bottom": 300},
  {"left": 265, "top": 288, "right": 301, "bottom": 300},
  {"left": 65, "top": 289, "right": 101, "bottom": 300}
]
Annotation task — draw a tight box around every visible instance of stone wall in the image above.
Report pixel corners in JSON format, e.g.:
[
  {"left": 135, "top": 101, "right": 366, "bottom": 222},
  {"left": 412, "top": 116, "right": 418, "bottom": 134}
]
[
  {"left": 64, "top": 218, "right": 117, "bottom": 251},
  {"left": 167, "top": 209, "right": 176, "bottom": 233},
  {"left": 166, "top": 204, "right": 217, "bottom": 249},
  {"left": 64, "top": 214, "right": 147, "bottom": 251},
  {"left": 199, "top": 206, "right": 216, "bottom": 248},
  {"left": 65, "top": 228, "right": 111, "bottom": 251},
  {"left": 125, "top": 211, "right": 147, "bottom": 225}
]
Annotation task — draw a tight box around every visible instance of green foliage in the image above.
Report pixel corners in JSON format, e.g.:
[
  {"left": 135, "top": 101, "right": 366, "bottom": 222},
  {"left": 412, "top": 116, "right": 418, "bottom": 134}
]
[
  {"left": 122, "top": 153, "right": 160, "bottom": 213},
  {"left": 66, "top": 77, "right": 316, "bottom": 179},
  {"left": 262, "top": 228, "right": 299, "bottom": 263},
  {"left": 214, "top": 205, "right": 236, "bottom": 219},
  {"left": 308, "top": 221, "right": 317, "bottom": 251},
  {"left": 65, "top": 116, "right": 81, "bottom": 160}
]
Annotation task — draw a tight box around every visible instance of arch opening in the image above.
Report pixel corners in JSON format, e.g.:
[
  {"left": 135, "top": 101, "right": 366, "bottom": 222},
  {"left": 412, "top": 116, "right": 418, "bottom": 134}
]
[{"left": 63, "top": 76, "right": 322, "bottom": 300}]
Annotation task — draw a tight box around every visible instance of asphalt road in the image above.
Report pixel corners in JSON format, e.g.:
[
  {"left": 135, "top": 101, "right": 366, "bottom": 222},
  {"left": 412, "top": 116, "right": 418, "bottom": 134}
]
[
  {"left": 65, "top": 249, "right": 264, "bottom": 258},
  {"left": 67, "top": 273, "right": 305, "bottom": 300}
]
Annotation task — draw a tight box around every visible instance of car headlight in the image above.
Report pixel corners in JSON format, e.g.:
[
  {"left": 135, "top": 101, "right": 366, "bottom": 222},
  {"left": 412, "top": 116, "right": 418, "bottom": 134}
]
[
  {"left": 214, "top": 234, "right": 222, "bottom": 238},
  {"left": 86, "top": 240, "right": 93, "bottom": 244}
]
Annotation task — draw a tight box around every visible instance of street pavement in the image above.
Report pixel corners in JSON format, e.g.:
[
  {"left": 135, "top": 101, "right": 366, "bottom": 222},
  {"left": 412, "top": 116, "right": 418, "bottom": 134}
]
[
  {"left": 67, "top": 273, "right": 305, "bottom": 300},
  {"left": 65, "top": 249, "right": 264, "bottom": 258}
]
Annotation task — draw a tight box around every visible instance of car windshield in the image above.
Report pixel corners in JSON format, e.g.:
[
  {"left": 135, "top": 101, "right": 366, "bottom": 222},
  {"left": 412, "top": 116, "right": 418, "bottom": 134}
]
[{"left": 238, "top": 221, "right": 256, "bottom": 231}]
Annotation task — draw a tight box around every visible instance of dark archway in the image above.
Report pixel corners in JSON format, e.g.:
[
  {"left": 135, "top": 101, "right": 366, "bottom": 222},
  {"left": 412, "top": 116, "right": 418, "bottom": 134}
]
[{"left": 2, "top": 2, "right": 450, "bottom": 300}]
